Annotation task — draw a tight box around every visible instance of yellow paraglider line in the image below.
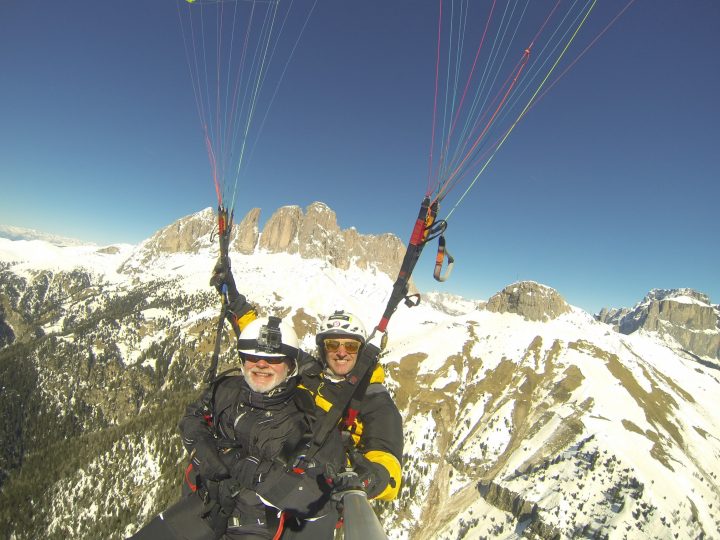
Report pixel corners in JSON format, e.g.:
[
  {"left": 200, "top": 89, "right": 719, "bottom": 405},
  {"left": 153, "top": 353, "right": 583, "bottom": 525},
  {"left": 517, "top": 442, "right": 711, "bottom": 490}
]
[
  {"left": 177, "top": 0, "right": 314, "bottom": 214},
  {"left": 443, "top": 0, "right": 598, "bottom": 221}
]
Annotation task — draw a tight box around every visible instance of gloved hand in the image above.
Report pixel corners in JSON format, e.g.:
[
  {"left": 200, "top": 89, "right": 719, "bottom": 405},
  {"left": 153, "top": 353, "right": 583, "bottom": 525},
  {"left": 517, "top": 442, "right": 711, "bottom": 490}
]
[
  {"left": 210, "top": 257, "right": 256, "bottom": 330},
  {"left": 348, "top": 451, "right": 391, "bottom": 499},
  {"left": 252, "top": 457, "right": 331, "bottom": 517},
  {"left": 193, "top": 444, "right": 231, "bottom": 481},
  {"left": 230, "top": 455, "right": 272, "bottom": 489},
  {"left": 324, "top": 465, "right": 366, "bottom": 501},
  {"left": 201, "top": 478, "right": 241, "bottom": 539},
  {"left": 210, "top": 257, "right": 240, "bottom": 298},
  {"left": 204, "top": 478, "right": 241, "bottom": 514}
]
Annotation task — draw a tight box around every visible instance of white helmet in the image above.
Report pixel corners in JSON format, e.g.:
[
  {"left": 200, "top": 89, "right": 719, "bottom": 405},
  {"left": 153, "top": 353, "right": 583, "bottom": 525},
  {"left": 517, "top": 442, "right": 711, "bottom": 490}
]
[
  {"left": 238, "top": 316, "right": 300, "bottom": 361},
  {"left": 315, "top": 310, "right": 367, "bottom": 346}
]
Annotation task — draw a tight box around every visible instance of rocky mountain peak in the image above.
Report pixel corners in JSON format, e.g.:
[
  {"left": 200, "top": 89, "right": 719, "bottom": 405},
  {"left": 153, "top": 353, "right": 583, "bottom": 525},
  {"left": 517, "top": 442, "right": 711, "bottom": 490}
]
[
  {"left": 231, "top": 207, "right": 260, "bottom": 254},
  {"left": 123, "top": 203, "right": 406, "bottom": 280},
  {"left": 643, "top": 288, "right": 711, "bottom": 306},
  {"left": 597, "top": 288, "right": 719, "bottom": 360},
  {"left": 140, "top": 208, "right": 216, "bottom": 256},
  {"left": 255, "top": 202, "right": 406, "bottom": 277},
  {"left": 258, "top": 205, "right": 303, "bottom": 253},
  {"left": 485, "top": 281, "right": 571, "bottom": 321}
]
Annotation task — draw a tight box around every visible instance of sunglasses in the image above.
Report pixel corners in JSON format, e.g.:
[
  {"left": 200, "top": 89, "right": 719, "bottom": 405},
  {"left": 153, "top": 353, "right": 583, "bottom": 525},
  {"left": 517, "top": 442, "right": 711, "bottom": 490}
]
[
  {"left": 324, "top": 339, "right": 361, "bottom": 354},
  {"left": 240, "top": 353, "right": 288, "bottom": 365}
]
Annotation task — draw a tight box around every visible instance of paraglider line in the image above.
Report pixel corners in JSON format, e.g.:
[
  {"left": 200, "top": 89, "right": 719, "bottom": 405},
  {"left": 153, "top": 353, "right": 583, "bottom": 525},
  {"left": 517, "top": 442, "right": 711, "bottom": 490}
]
[
  {"left": 426, "top": 0, "right": 444, "bottom": 197},
  {"left": 445, "top": 0, "right": 599, "bottom": 220}
]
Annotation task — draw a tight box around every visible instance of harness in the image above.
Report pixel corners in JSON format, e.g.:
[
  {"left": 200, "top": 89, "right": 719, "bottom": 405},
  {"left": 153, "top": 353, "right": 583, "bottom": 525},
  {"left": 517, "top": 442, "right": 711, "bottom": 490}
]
[{"left": 299, "top": 198, "right": 446, "bottom": 466}]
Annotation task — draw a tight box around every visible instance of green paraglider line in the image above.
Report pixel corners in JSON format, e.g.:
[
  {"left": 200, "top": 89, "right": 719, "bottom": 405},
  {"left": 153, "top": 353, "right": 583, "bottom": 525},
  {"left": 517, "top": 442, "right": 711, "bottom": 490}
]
[
  {"left": 230, "top": 0, "right": 281, "bottom": 208},
  {"left": 532, "top": 0, "right": 637, "bottom": 107},
  {"left": 444, "top": 0, "right": 599, "bottom": 221},
  {"left": 439, "top": 0, "right": 529, "bottom": 187},
  {"left": 436, "top": 45, "right": 531, "bottom": 203},
  {"left": 425, "top": 0, "right": 444, "bottom": 197}
]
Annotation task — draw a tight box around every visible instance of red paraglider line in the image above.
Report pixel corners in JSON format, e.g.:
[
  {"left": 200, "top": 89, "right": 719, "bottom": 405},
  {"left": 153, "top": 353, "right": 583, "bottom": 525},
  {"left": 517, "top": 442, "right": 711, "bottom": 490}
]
[
  {"left": 533, "top": 0, "right": 637, "bottom": 107},
  {"left": 204, "top": 126, "right": 222, "bottom": 206},
  {"left": 437, "top": 47, "right": 531, "bottom": 201},
  {"left": 444, "top": 49, "right": 528, "bottom": 185},
  {"left": 426, "top": 0, "right": 444, "bottom": 197},
  {"left": 442, "top": 0, "right": 497, "bottom": 168}
]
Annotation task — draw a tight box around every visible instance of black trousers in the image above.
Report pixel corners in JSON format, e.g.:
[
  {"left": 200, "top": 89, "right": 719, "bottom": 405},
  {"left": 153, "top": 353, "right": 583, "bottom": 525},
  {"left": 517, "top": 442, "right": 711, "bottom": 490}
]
[
  {"left": 127, "top": 494, "right": 216, "bottom": 540},
  {"left": 127, "top": 493, "right": 339, "bottom": 540}
]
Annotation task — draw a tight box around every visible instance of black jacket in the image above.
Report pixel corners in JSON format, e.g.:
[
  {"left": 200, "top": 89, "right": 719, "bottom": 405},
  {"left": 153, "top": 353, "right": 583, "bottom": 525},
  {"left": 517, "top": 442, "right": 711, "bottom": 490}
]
[
  {"left": 298, "top": 359, "right": 404, "bottom": 500},
  {"left": 179, "top": 372, "right": 333, "bottom": 537}
]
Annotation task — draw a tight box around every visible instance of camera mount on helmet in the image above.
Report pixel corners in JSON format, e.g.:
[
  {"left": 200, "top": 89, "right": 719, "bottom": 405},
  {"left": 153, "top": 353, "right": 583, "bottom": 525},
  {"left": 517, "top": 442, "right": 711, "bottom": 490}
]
[
  {"left": 237, "top": 316, "right": 301, "bottom": 364},
  {"left": 257, "top": 316, "right": 283, "bottom": 354}
]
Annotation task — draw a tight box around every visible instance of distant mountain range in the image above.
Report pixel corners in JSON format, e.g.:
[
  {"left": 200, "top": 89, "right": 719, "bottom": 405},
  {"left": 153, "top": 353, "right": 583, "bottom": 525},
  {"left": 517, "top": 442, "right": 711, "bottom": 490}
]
[
  {"left": 0, "top": 224, "right": 89, "bottom": 247},
  {"left": 1, "top": 204, "right": 719, "bottom": 539}
]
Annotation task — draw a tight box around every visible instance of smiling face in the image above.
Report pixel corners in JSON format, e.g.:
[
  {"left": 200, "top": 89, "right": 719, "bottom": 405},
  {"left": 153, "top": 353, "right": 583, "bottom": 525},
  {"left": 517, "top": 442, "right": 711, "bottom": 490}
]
[
  {"left": 241, "top": 354, "right": 291, "bottom": 393},
  {"left": 324, "top": 339, "right": 361, "bottom": 376}
]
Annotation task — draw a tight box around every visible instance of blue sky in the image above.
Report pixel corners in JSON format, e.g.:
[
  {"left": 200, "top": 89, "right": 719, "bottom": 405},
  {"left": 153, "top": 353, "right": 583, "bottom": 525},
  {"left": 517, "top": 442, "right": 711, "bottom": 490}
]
[{"left": 1, "top": 1, "right": 718, "bottom": 314}]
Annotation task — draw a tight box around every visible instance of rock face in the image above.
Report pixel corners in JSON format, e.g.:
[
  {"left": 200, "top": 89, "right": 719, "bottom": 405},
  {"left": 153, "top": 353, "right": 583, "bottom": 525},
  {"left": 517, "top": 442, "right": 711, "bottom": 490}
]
[
  {"left": 598, "top": 289, "right": 720, "bottom": 360},
  {"left": 252, "top": 202, "right": 406, "bottom": 277},
  {"left": 258, "top": 205, "right": 303, "bottom": 253},
  {"left": 142, "top": 208, "right": 215, "bottom": 255},
  {"left": 128, "top": 202, "right": 406, "bottom": 280},
  {"left": 232, "top": 207, "right": 260, "bottom": 255},
  {"left": 231, "top": 202, "right": 405, "bottom": 278},
  {"left": 485, "top": 281, "right": 571, "bottom": 321}
]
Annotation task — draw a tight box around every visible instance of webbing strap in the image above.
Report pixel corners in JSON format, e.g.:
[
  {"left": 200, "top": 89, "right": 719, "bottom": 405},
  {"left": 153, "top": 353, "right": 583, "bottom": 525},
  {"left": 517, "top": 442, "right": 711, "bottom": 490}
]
[
  {"left": 272, "top": 512, "right": 286, "bottom": 540},
  {"left": 433, "top": 235, "right": 454, "bottom": 282},
  {"left": 206, "top": 205, "right": 234, "bottom": 383},
  {"left": 302, "top": 343, "right": 381, "bottom": 462},
  {"left": 204, "top": 302, "right": 228, "bottom": 383},
  {"left": 378, "top": 198, "right": 437, "bottom": 332}
]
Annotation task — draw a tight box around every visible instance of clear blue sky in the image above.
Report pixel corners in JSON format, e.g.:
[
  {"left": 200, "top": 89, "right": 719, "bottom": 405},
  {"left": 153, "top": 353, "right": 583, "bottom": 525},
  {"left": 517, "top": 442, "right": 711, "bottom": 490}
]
[{"left": 1, "top": 1, "right": 718, "bottom": 314}]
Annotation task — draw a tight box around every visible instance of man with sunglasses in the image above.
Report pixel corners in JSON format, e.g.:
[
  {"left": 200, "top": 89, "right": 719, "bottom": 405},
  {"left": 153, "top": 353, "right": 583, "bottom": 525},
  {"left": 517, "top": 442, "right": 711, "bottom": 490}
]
[
  {"left": 130, "top": 315, "right": 346, "bottom": 539},
  {"left": 300, "top": 310, "right": 404, "bottom": 503}
]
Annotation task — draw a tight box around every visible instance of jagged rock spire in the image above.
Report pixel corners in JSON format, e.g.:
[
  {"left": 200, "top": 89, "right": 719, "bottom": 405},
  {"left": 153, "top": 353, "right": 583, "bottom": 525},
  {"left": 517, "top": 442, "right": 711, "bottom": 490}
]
[{"left": 129, "top": 202, "right": 406, "bottom": 280}]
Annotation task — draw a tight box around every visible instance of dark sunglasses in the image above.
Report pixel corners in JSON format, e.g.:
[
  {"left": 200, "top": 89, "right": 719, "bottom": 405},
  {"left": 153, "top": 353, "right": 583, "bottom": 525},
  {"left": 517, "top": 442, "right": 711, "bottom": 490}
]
[
  {"left": 324, "top": 339, "right": 361, "bottom": 354},
  {"left": 240, "top": 353, "right": 288, "bottom": 365}
]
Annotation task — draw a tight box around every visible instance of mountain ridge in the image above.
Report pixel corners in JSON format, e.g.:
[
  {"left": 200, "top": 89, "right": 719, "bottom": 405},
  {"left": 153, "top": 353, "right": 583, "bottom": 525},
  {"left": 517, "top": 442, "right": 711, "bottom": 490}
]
[
  {"left": 123, "top": 203, "right": 407, "bottom": 281},
  {"left": 0, "top": 224, "right": 90, "bottom": 247},
  {"left": 598, "top": 288, "right": 720, "bottom": 361}
]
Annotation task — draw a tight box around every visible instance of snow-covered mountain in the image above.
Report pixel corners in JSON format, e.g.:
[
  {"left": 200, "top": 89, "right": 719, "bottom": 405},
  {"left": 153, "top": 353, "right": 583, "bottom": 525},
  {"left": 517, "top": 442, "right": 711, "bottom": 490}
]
[
  {"left": 598, "top": 289, "right": 720, "bottom": 362},
  {"left": 1, "top": 206, "right": 719, "bottom": 540},
  {"left": 0, "top": 224, "right": 89, "bottom": 247}
]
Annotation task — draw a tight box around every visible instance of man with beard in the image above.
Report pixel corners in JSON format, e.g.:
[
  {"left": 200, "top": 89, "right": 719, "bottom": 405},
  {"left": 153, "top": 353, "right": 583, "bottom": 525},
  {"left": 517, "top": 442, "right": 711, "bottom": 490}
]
[{"left": 129, "top": 316, "right": 345, "bottom": 540}]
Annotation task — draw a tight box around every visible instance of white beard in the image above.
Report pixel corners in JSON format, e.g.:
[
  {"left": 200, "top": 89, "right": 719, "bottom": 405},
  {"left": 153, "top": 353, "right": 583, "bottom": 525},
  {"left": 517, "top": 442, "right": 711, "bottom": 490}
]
[{"left": 242, "top": 364, "right": 288, "bottom": 393}]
